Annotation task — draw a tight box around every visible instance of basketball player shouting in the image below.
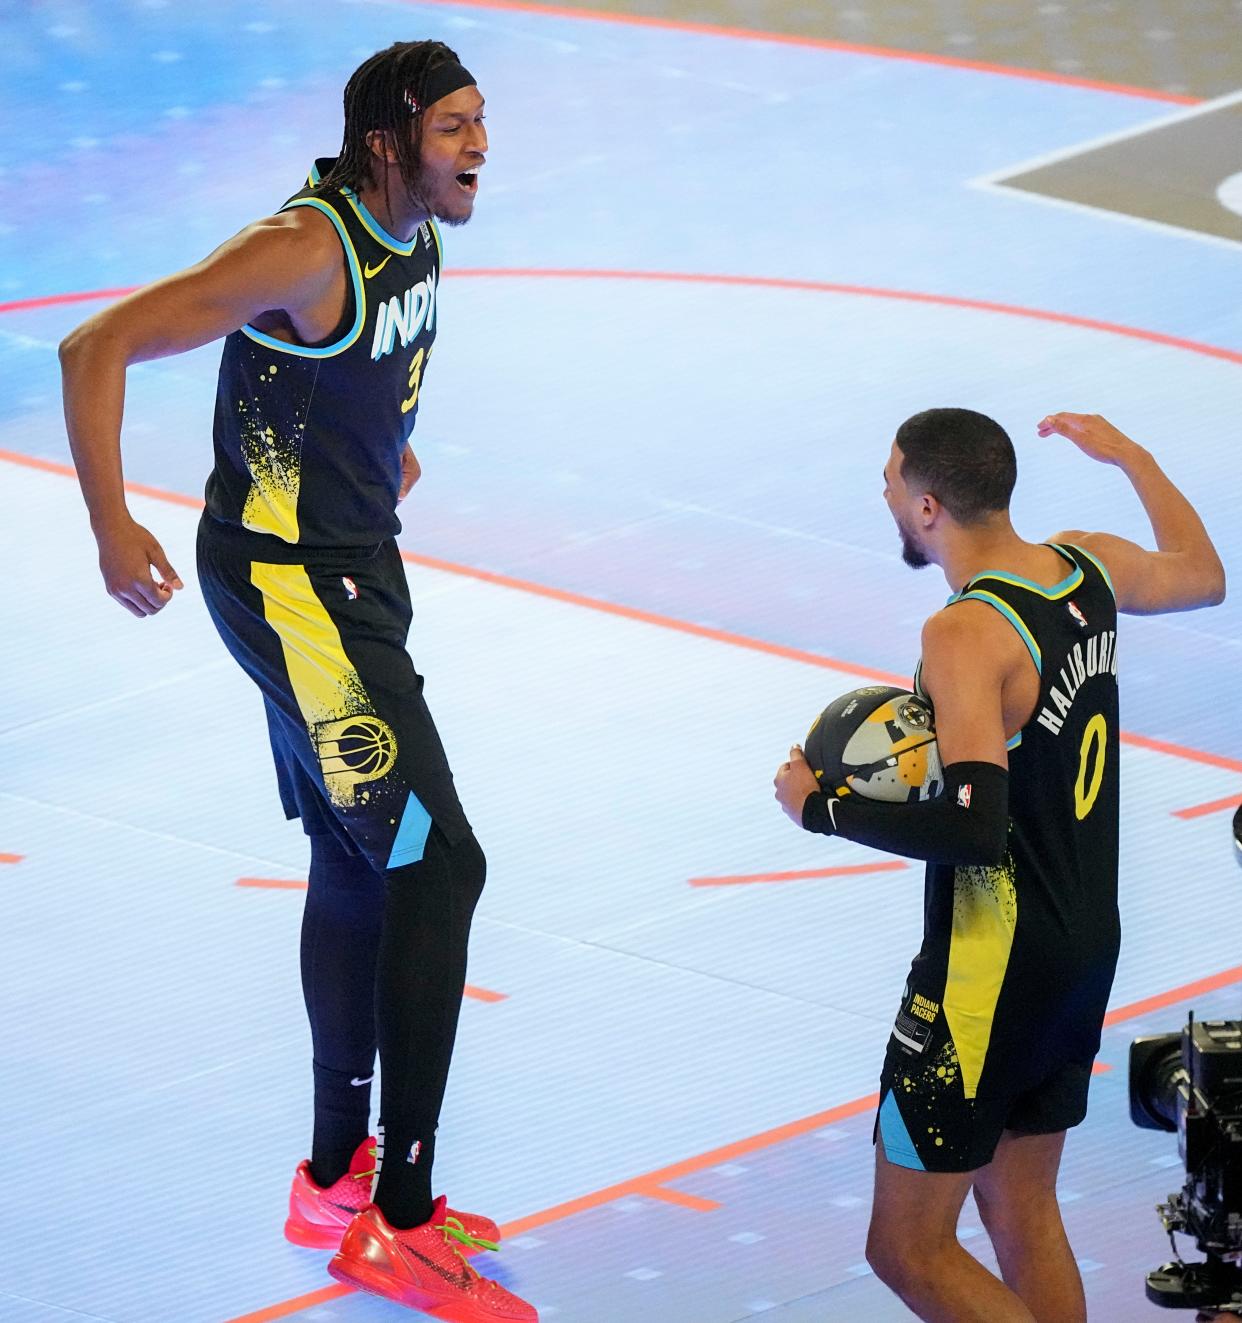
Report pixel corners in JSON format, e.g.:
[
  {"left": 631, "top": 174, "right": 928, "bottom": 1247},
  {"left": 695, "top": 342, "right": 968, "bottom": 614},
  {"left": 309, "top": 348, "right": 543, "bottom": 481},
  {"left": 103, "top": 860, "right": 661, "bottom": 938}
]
[
  {"left": 775, "top": 410, "right": 1224, "bottom": 1323},
  {"left": 60, "top": 41, "right": 536, "bottom": 1322}
]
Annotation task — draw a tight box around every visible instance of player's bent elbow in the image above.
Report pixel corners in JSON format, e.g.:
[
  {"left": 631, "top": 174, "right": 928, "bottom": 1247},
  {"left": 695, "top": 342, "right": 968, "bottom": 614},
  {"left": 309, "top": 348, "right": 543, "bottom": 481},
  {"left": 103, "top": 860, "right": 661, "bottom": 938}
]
[
  {"left": 58, "top": 324, "right": 87, "bottom": 366},
  {"left": 1184, "top": 561, "right": 1227, "bottom": 609},
  {"left": 58, "top": 316, "right": 113, "bottom": 368}
]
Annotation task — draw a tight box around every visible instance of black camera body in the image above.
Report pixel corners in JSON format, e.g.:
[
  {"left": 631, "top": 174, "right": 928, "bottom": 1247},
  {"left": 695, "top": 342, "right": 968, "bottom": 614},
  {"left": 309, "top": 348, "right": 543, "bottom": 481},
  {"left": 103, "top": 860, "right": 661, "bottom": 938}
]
[{"left": 1130, "top": 1018, "right": 1242, "bottom": 1311}]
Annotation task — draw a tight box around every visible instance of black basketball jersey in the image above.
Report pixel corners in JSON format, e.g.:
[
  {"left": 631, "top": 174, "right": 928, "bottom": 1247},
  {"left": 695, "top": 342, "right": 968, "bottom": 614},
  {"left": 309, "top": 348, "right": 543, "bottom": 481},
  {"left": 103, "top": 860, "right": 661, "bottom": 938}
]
[
  {"left": 204, "top": 159, "right": 442, "bottom": 554},
  {"left": 909, "top": 543, "right": 1121, "bottom": 1098}
]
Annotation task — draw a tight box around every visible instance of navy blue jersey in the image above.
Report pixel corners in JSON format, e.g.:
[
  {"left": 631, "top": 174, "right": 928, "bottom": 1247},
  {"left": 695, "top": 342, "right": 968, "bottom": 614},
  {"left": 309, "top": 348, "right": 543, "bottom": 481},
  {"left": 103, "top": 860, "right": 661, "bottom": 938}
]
[
  {"left": 908, "top": 544, "right": 1121, "bottom": 1098},
  {"left": 205, "top": 160, "right": 442, "bottom": 555}
]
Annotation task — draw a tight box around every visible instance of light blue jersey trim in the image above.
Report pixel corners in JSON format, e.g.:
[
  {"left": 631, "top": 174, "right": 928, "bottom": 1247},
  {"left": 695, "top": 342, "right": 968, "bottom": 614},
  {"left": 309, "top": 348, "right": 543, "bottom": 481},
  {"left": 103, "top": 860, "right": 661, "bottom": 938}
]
[
  {"left": 1006, "top": 731, "right": 1023, "bottom": 751},
  {"left": 240, "top": 199, "right": 366, "bottom": 359},
  {"left": 1061, "top": 542, "right": 1116, "bottom": 598},
  {"left": 878, "top": 1092, "right": 925, "bottom": 1171},
  {"left": 966, "top": 545, "right": 1083, "bottom": 600},
  {"left": 388, "top": 792, "right": 433, "bottom": 869},
  {"left": 952, "top": 590, "right": 1042, "bottom": 674},
  {"left": 340, "top": 188, "right": 419, "bottom": 255}
]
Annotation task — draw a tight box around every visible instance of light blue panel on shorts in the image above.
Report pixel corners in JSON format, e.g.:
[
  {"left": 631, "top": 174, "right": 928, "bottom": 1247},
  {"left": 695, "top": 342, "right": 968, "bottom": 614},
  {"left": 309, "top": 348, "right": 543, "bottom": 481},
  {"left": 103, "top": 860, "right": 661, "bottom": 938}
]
[
  {"left": 878, "top": 1091, "right": 925, "bottom": 1172},
  {"left": 387, "top": 791, "right": 432, "bottom": 869}
]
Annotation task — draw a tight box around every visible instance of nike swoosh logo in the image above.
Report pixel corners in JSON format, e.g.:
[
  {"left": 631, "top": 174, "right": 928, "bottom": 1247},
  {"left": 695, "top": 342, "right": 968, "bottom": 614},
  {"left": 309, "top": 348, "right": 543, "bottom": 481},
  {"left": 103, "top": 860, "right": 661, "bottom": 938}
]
[
  {"left": 364, "top": 256, "right": 392, "bottom": 279},
  {"left": 351, "top": 1076, "right": 374, "bottom": 1086},
  {"left": 404, "top": 1244, "right": 473, "bottom": 1290}
]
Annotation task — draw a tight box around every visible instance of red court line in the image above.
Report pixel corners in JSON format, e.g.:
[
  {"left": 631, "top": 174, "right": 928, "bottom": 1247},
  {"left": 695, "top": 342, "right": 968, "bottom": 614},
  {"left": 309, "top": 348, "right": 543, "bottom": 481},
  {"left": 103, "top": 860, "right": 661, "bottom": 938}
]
[
  {"left": 639, "top": 1185, "right": 722, "bottom": 1212},
  {"left": 448, "top": 270, "right": 1242, "bottom": 368},
  {"left": 399, "top": 546, "right": 911, "bottom": 686},
  {"left": 1172, "top": 793, "right": 1242, "bottom": 820},
  {"left": 1116, "top": 730, "right": 1242, "bottom": 777},
  {"left": 225, "top": 959, "right": 1242, "bottom": 1322},
  {"left": 227, "top": 1284, "right": 348, "bottom": 1323},
  {"left": 1102, "top": 963, "right": 1242, "bottom": 1027},
  {"left": 690, "top": 860, "right": 909, "bottom": 887},
  {"left": 0, "top": 853, "right": 23, "bottom": 864},
  {"left": 1091, "top": 1061, "right": 1112, "bottom": 1075},
  {"left": 8, "top": 273, "right": 1242, "bottom": 371},
  {"left": 399, "top": 546, "right": 1242, "bottom": 778},
  {"left": 2, "top": 445, "right": 1239, "bottom": 777},
  {"left": 464, "top": 984, "right": 509, "bottom": 1004},
  {"left": 0, "top": 287, "right": 138, "bottom": 315},
  {"left": 423, "top": 0, "right": 1200, "bottom": 105}
]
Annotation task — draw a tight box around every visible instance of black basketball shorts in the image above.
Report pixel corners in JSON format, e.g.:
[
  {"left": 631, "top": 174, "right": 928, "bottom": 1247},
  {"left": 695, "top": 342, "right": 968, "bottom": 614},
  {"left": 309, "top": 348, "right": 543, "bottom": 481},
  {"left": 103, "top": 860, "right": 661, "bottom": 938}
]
[
  {"left": 875, "top": 983, "right": 1093, "bottom": 1173},
  {"left": 197, "top": 519, "right": 470, "bottom": 872}
]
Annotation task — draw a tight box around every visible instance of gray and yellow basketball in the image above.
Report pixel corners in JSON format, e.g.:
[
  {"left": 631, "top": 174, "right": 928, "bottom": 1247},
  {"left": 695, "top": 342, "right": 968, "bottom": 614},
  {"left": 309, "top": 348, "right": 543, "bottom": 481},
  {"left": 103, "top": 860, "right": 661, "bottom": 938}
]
[{"left": 804, "top": 685, "right": 943, "bottom": 803}]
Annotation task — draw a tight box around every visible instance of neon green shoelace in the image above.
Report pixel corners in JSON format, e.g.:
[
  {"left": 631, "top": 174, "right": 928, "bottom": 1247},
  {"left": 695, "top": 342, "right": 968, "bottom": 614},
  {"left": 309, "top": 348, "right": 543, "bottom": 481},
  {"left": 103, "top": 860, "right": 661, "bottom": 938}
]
[{"left": 442, "top": 1216, "right": 500, "bottom": 1255}]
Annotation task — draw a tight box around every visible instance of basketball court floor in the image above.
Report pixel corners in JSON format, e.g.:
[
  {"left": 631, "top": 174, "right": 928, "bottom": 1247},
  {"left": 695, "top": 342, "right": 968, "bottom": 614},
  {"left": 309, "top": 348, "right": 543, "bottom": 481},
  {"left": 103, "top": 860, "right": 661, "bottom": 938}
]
[{"left": 2, "top": 2, "right": 1241, "bottom": 1320}]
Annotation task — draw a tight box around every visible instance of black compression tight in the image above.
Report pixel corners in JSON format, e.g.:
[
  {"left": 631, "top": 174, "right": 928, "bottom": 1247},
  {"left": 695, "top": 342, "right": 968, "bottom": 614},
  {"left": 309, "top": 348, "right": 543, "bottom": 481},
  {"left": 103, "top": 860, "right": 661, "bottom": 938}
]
[
  {"left": 302, "top": 831, "right": 386, "bottom": 1188},
  {"left": 301, "top": 825, "right": 486, "bottom": 1229},
  {"left": 373, "top": 826, "right": 486, "bottom": 1228}
]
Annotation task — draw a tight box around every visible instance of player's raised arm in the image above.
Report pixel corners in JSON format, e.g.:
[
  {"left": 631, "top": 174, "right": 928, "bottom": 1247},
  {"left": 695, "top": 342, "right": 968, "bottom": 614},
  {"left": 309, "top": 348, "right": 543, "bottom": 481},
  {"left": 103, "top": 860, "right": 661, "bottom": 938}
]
[
  {"left": 58, "top": 210, "right": 341, "bottom": 616},
  {"left": 1039, "top": 412, "right": 1226, "bottom": 615}
]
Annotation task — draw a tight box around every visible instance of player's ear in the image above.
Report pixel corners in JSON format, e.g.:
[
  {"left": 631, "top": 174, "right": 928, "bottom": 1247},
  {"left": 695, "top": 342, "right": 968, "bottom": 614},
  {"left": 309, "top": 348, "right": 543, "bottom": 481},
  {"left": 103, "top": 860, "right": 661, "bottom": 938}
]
[{"left": 365, "top": 129, "right": 399, "bottom": 165}]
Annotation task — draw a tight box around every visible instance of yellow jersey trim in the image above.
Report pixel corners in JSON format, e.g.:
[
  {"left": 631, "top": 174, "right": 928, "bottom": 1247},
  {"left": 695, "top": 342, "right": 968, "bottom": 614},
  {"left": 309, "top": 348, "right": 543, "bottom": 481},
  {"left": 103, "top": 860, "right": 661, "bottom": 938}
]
[
  {"left": 340, "top": 189, "right": 419, "bottom": 255},
  {"left": 1061, "top": 542, "right": 1116, "bottom": 599}
]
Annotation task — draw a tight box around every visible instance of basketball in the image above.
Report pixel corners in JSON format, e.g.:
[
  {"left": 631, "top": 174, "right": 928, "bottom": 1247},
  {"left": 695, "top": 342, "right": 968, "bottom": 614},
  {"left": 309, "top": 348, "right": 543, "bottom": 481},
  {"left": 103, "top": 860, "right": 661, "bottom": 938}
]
[{"left": 804, "top": 685, "right": 943, "bottom": 803}]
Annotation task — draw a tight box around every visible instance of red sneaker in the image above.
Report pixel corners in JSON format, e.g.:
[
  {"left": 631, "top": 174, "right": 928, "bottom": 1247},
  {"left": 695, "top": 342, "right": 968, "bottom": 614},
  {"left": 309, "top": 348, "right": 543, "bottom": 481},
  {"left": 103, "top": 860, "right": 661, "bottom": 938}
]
[
  {"left": 284, "top": 1138, "right": 500, "bottom": 1253},
  {"left": 328, "top": 1199, "right": 537, "bottom": 1321}
]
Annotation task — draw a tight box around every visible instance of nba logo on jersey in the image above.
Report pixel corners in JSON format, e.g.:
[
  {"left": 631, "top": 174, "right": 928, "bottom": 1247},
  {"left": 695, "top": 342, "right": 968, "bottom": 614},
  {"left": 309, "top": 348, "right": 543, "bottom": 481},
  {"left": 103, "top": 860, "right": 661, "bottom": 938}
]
[
  {"left": 956, "top": 783, "right": 972, "bottom": 809},
  {"left": 407, "top": 1140, "right": 422, "bottom": 1166},
  {"left": 1067, "top": 600, "right": 1088, "bottom": 629},
  {"left": 342, "top": 576, "right": 358, "bottom": 600}
]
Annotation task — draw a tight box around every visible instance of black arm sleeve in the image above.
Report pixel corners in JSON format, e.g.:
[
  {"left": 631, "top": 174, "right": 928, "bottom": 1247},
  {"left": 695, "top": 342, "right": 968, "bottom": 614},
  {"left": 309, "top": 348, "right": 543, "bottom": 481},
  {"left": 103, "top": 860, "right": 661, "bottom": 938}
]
[{"left": 800, "top": 761, "right": 1009, "bottom": 865}]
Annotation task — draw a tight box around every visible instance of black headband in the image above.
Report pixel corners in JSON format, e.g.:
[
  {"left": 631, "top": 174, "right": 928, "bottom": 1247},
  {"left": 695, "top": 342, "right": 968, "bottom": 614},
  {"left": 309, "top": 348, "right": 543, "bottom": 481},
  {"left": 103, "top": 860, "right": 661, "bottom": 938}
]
[{"left": 406, "top": 61, "right": 476, "bottom": 115}]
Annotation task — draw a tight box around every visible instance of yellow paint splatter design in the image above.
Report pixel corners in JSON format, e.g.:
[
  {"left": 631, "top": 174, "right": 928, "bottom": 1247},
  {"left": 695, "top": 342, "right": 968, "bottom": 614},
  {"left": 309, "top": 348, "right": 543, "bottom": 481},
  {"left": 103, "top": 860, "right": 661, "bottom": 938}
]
[
  {"left": 240, "top": 412, "right": 302, "bottom": 542},
  {"left": 943, "top": 855, "right": 1018, "bottom": 1099}
]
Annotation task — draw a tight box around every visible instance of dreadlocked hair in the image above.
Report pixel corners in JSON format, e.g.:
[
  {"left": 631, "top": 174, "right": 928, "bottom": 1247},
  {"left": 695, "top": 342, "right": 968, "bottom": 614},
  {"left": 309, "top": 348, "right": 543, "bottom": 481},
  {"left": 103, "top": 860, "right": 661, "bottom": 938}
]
[{"left": 317, "top": 40, "right": 463, "bottom": 205}]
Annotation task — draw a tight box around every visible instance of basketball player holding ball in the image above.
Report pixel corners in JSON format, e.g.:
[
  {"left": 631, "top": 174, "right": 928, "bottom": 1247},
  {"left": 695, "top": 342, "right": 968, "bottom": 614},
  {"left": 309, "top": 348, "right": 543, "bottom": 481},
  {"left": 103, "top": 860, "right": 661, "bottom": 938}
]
[
  {"left": 60, "top": 41, "right": 536, "bottom": 1322},
  {"left": 774, "top": 409, "right": 1224, "bottom": 1323}
]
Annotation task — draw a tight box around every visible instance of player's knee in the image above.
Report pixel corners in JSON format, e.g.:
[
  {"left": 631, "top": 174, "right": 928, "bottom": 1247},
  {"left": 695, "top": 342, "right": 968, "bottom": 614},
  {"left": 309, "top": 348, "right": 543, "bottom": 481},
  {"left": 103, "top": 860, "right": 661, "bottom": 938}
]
[
  {"left": 865, "top": 1222, "right": 923, "bottom": 1293},
  {"left": 450, "top": 829, "right": 487, "bottom": 904},
  {"left": 974, "top": 1182, "right": 1059, "bottom": 1249}
]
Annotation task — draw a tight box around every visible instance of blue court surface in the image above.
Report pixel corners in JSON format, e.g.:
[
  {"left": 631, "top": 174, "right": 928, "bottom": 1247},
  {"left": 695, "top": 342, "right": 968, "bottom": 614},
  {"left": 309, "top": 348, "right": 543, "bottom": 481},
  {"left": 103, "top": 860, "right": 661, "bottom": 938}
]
[{"left": 2, "top": 3, "right": 1241, "bottom": 1321}]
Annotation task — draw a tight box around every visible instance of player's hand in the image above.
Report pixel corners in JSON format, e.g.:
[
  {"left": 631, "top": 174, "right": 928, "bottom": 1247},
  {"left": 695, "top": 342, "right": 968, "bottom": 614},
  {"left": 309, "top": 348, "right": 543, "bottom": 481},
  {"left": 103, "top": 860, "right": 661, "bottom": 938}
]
[
  {"left": 398, "top": 444, "right": 421, "bottom": 502},
  {"left": 95, "top": 515, "right": 183, "bottom": 617},
  {"left": 1036, "top": 412, "right": 1144, "bottom": 467},
  {"left": 774, "top": 744, "right": 820, "bottom": 825}
]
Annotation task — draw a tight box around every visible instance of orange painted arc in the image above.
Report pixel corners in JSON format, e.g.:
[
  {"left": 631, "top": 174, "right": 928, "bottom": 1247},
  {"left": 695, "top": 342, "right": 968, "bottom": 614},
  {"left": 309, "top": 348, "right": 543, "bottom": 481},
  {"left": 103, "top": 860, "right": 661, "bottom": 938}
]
[{"left": 6, "top": 272, "right": 1242, "bottom": 370}]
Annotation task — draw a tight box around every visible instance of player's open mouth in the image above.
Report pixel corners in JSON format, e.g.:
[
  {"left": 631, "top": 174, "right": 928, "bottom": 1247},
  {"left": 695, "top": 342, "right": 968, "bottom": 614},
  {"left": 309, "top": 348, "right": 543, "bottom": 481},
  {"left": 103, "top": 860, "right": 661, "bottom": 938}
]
[{"left": 455, "top": 168, "right": 479, "bottom": 194}]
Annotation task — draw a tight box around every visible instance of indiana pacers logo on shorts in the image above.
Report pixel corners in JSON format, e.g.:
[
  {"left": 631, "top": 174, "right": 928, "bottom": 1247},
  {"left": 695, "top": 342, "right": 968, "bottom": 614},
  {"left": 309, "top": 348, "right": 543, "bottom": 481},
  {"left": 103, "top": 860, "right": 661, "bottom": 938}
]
[{"left": 313, "top": 714, "right": 398, "bottom": 806}]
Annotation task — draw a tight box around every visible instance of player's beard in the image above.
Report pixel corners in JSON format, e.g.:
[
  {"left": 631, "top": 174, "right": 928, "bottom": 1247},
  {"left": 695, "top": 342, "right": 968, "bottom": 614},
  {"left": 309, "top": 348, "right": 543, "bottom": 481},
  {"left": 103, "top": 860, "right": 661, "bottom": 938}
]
[
  {"left": 396, "top": 164, "right": 474, "bottom": 229},
  {"left": 897, "top": 518, "right": 930, "bottom": 569}
]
